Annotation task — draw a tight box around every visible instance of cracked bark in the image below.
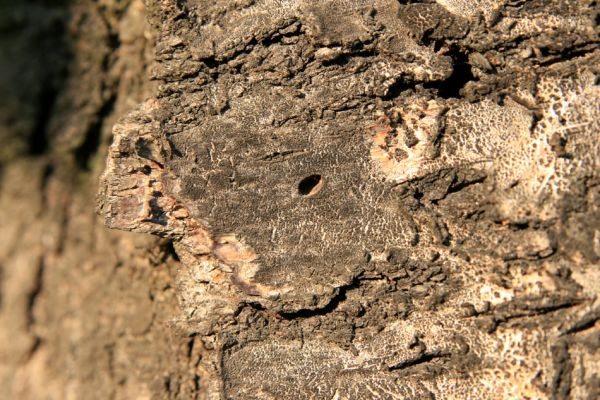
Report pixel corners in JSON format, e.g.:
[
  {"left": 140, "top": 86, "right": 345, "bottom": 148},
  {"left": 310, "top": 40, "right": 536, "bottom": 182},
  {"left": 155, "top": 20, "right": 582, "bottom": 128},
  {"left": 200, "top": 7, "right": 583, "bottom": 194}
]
[{"left": 1, "top": 0, "right": 599, "bottom": 399}]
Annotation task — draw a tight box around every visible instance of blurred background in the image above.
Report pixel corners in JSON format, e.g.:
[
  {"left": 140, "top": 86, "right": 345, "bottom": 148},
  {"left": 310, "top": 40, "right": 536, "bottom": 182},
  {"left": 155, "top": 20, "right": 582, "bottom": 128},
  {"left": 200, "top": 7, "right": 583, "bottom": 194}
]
[{"left": 0, "top": 1, "right": 203, "bottom": 398}]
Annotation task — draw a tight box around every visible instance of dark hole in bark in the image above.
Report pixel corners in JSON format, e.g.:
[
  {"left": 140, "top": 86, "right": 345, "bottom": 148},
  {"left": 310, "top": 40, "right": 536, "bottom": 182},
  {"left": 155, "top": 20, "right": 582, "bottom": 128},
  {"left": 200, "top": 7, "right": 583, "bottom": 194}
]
[
  {"left": 436, "top": 49, "right": 475, "bottom": 98},
  {"left": 298, "top": 174, "right": 324, "bottom": 196}
]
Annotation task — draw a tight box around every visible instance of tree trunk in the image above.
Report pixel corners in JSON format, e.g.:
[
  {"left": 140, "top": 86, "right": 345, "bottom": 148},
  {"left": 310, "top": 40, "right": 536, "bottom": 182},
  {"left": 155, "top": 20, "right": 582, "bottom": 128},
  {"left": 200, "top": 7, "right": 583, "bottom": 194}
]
[{"left": 1, "top": 0, "right": 599, "bottom": 399}]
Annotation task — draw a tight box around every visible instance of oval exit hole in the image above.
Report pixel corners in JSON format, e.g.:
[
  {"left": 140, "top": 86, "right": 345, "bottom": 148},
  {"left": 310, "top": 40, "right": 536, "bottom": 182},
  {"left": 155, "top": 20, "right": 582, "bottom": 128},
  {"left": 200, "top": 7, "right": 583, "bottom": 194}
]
[{"left": 298, "top": 174, "right": 324, "bottom": 196}]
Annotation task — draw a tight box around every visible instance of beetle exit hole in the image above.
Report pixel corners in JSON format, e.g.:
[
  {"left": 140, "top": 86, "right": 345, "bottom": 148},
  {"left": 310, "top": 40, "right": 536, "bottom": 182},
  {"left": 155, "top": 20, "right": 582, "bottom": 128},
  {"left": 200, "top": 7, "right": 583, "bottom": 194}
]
[{"left": 298, "top": 174, "right": 324, "bottom": 196}]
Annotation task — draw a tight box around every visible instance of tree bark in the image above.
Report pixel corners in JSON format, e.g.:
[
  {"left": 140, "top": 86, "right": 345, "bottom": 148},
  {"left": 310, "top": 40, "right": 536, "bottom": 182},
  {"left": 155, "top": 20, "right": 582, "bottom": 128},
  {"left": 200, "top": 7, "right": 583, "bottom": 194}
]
[{"left": 0, "top": 0, "right": 599, "bottom": 399}]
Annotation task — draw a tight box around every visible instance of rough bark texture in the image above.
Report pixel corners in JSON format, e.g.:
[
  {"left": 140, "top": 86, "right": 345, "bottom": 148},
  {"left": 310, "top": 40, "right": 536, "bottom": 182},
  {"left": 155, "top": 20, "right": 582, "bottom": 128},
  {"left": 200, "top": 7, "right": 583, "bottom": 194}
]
[{"left": 1, "top": 0, "right": 599, "bottom": 399}]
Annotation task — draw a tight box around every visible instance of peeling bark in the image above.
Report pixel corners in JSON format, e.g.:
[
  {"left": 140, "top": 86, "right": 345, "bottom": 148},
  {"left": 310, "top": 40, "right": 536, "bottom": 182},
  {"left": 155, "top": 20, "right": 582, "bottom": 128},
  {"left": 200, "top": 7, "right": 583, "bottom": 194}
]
[{"left": 1, "top": 0, "right": 599, "bottom": 399}]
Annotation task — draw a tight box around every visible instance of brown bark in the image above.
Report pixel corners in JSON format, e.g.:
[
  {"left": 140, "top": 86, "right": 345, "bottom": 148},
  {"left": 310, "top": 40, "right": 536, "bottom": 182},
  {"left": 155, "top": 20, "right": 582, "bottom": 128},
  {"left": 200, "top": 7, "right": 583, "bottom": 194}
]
[
  {"left": 0, "top": 1, "right": 599, "bottom": 399},
  {"left": 1, "top": 1, "right": 203, "bottom": 398}
]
